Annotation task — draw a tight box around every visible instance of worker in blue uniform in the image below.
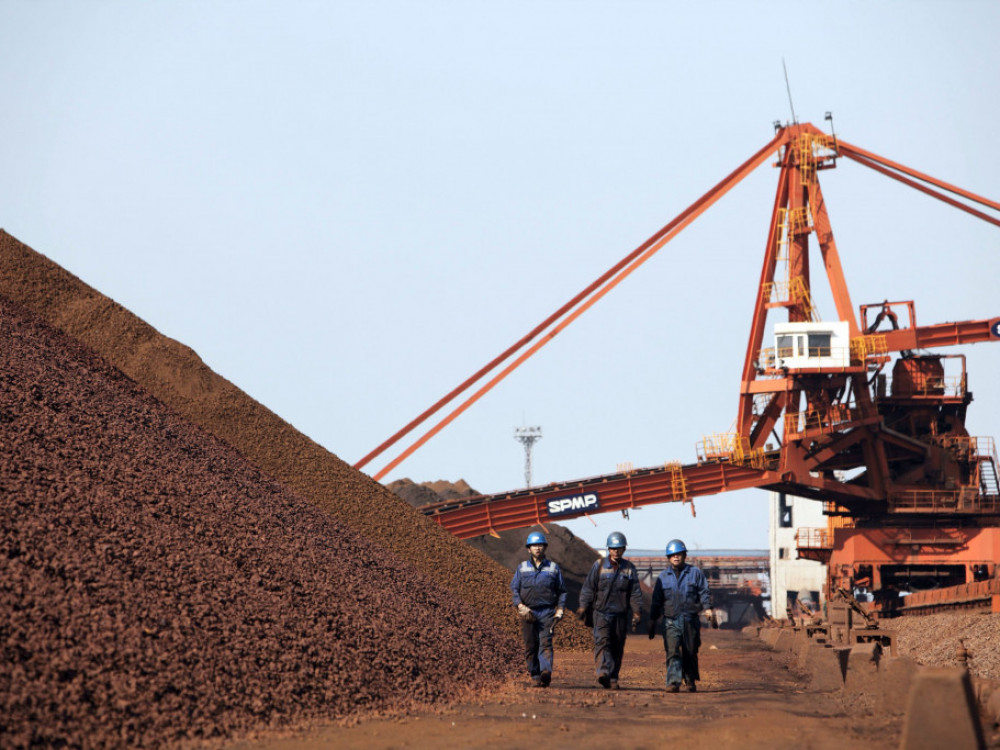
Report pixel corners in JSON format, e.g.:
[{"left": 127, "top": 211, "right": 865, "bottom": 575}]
[
  {"left": 576, "top": 531, "right": 642, "bottom": 690},
  {"left": 510, "top": 531, "right": 567, "bottom": 687},
  {"left": 649, "top": 538, "right": 711, "bottom": 692}
]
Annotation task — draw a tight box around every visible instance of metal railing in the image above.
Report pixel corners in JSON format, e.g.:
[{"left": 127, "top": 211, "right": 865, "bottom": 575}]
[
  {"left": 881, "top": 374, "right": 967, "bottom": 399},
  {"left": 761, "top": 276, "right": 818, "bottom": 320},
  {"left": 849, "top": 334, "right": 888, "bottom": 362},
  {"left": 784, "top": 403, "right": 856, "bottom": 439},
  {"left": 757, "top": 343, "right": 850, "bottom": 369},
  {"left": 795, "top": 527, "right": 833, "bottom": 550},
  {"left": 794, "top": 132, "right": 837, "bottom": 185},
  {"left": 665, "top": 460, "right": 688, "bottom": 500},
  {"left": 889, "top": 488, "right": 1000, "bottom": 514},
  {"left": 696, "top": 433, "right": 768, "bottom": 470}
]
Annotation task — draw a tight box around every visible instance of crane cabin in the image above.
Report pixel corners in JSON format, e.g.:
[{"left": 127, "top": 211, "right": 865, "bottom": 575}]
[{"left": 773, "top": 321, "right": 851, "bottom": 370}]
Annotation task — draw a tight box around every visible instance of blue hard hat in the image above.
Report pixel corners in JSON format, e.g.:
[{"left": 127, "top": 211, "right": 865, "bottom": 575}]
[
  {"left": 665, "top": 539, "right": 687, "bottom": 556},
  {"left": 526, "top": 531, "right": 548, "bottom": 547},
  {"left": 606, "top": 531, "right": 627, "bottom": 549}
]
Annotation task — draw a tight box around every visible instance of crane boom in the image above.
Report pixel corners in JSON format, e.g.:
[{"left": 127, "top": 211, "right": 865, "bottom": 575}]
[
  {"left": 411, "top": 122, "right": 1000, "bottom": 561},
  {"left": 883, "top": 318, "right": 998, "bottom": 351},
  {"left": 419, "top": 460, "right": 779, "bottom": 539}
]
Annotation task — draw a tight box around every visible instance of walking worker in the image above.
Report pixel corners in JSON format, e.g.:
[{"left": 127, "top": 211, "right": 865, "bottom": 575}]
[
  {"left": 648, "top": 538, "right": 711, "bottom": 692},
  {"left": 576, "top": 531, "right": 642, "bottom": 690},
  {"left": 510, "top": 531, "right": 567, "bottom": 688}
]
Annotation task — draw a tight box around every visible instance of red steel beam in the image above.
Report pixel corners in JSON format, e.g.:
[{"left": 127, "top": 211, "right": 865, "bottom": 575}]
[
  {"left": 391, "top": 127, "right": 1000, "bottom": 540},
  {"left": 838, "top": 146, "right": 1000, "bottom": 229},
  {"left": 360, "top": 129, "right": 791, "bottom": 478},
  {"left": 838, "top": 140, "right": 1000, "bottom": 214},
  {"left": 420, "top": 461, "right": 777, "bottom": 539},
  {"left": 738, "top": 155, "right": 790, "bottom": 435},
  {"left": 880, "top": 318, "right": 999, "bottom": 352}
]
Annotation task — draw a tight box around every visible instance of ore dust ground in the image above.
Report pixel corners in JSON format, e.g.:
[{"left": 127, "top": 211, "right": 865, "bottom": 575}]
[{"left": 229, "top": 629, "right": 903, "bottom": 750}]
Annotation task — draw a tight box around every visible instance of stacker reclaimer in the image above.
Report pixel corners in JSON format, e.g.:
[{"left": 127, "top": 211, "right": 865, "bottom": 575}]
[{"left": 358, "top": 121, "right": 1000, "bottom": 617}]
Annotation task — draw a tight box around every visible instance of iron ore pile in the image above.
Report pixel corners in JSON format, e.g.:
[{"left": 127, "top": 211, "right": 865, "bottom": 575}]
[
  {"left": 0, "top": 230, "right": 525, "bottom": 746},
  {"left": 881, "top": 612, "right": 1000, "bottom": 681},
  {"left": 0, "top": 294, "right": 518, "bottom": 745},
  {"left": 0, "top": 230, "right": 520, "bottom": 643}
]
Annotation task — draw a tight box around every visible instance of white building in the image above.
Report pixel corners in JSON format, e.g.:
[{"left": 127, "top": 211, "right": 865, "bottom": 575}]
[{"left": 768, "top": 491, "right": 827, "bottom": 617}]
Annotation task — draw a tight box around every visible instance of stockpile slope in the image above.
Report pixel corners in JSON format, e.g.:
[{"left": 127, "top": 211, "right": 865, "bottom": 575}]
[
  {"left": 0, "top": 229, "right": 519, "bottom": 640},
  {"left": 881, "top": 612, "right": 1000, "bottom": 680},
  {"left": 0, "top": 295, "right": 518, "bottom": 747},
  {"left": 389, "top": 478, "right": 599, "bottom": 650}
]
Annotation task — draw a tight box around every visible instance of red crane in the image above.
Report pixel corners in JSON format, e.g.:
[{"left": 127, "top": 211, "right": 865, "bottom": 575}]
[{"left": 358, "top": 122, "right": 1000, "bottom": 615}]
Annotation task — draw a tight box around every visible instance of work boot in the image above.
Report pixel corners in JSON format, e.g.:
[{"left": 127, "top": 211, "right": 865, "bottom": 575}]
[
  {"left": 597, "top": 674, "right": 611, "bottom": 689},
  {"left": 530, "top": 677, "right": 544, "bottom": 688},
  {"left": 684, "top": 680, "right": 697, "bottom": 693},
  {"left": 667, "top": 683, "right": 680, "bottom": 693},
  {"left": 540, "top": 671, "right": 551, "bottom": 687},
  {"left": 609, "top": 679, "right": 619, "bottom": 691}
]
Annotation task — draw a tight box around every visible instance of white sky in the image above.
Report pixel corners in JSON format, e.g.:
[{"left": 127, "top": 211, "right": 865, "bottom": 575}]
[{"left": 2, "top": 1, "right": 998, "bottom": 552}]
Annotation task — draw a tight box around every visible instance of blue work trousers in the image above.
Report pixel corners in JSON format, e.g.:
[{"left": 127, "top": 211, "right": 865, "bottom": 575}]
[
  {"left": 521, "top": 610, "right": 556, "bottom": 678},
  {"left": 662, "top": 614, "right": 701, "bottom": 686},
  {"left": 592, "top": 610, "right": 629, "bottom": 680}
]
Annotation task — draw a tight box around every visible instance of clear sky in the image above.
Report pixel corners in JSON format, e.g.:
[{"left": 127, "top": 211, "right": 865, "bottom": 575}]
[{"left": 2, "top": 1, "right": 998, "bottom": 552}]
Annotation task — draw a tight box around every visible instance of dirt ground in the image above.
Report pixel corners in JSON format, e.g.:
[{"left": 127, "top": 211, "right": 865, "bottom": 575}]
[{"left": 228, "top": 629, "right": 906, "bottom": 750}]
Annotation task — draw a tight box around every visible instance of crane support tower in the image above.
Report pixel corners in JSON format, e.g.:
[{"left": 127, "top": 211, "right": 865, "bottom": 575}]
[
  {"left": 514, "top": 426, "right": 542, "bottom": 488},
  {"left": 362, "top": 121, "right": 1000, "bottom": 617}
]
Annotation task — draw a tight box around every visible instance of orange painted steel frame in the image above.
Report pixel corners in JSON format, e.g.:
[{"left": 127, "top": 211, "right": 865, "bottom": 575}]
[
  {"left": 359, "top": 130, "right": 789, "bottom": 481},
  {"left": 366, "top": 122, "right": 999, "bottom": 616},
  {"left": 826, "top": 526, "right": 1000, "bottom": 614},
  {"left": 827, "top": 526, "right": 1000, "bottom": 585},
  {"left": 420, "top": 460, "right": 778, "bottom": 539},
  {"left": 409, "top": 123, "right": 998, "bottom": 540}
]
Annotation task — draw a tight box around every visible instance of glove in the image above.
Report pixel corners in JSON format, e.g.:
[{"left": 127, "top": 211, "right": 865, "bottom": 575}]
[
  {"left": 631, "top": 611, "right": 641, "bottom": 630},
  {"left": 517, "top": 603, "right": 532, "bottom": 621},
  {"left": 555, "top": 608, "right": 564, "bottom": 621},
  {"left": 575, "top": 606, "right": 587, "bottom": 621}
]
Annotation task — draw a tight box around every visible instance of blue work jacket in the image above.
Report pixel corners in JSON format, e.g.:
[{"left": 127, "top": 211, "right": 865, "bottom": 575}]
[
  {"left": 579, "top": 557, "right": 641, "bottom": 616},
  {"left": 651, "top": 563, "right": 710, "bottom": 619},
  {"left": 511, "top": 558, "right": 567, "bottom": 612}
]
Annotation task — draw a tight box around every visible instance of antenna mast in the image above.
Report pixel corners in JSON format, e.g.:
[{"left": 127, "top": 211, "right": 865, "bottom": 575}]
[
  {"left": 782, "top": 58, "right": 798, "bottom": 124},
  {"left": 513, "top": 426, "right": 543, "bottom": 488}
]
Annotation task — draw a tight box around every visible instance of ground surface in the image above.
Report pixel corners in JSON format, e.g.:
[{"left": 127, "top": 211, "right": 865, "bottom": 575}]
[{"left": 229, "top": 629, "right": 905, "bottom": 750}]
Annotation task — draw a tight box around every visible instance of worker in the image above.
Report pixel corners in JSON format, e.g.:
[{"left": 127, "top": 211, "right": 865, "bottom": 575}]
[
  {"left": 648, "top": 538, "right": 711, "bottom": 692},
  {"left": 576, "top": 531, "right": 642, "bottom": 690},
  {"left": 510, "top": 531, "right": 567, "bottom": 688}
]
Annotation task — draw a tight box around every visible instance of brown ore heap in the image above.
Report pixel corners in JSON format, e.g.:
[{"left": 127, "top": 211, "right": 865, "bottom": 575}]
[{"left": 0, "top": 229, "right": 524, "bottom": 746}]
